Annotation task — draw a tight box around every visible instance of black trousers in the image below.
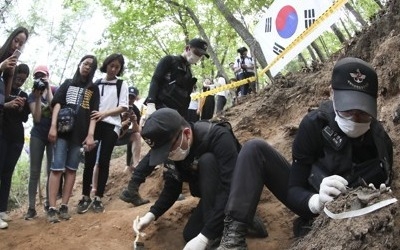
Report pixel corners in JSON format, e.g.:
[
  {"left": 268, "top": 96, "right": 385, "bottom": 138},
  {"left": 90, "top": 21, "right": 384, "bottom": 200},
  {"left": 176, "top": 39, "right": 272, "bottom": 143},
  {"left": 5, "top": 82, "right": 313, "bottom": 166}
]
[
  {"left": 225, "top": 139, "right": 295, "bottom": 224},
  {"left": 183, "top": 152, "right": 220, "bottom": 241},
  {"left": 83, "top": 121, "right": 118, "bottom": 197}
]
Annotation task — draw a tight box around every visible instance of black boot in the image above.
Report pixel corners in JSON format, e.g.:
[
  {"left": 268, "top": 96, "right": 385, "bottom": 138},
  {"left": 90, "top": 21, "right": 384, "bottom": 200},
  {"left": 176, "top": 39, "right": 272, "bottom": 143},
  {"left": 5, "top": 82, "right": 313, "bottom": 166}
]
[
  {"left": 217, "top": 216, "right": 248, "bottom": 250},
  {"left": 247, "top": 214, "right": 268, "bottom": 238},
  {"left": 119, "top": 183, "right": 149, "bottom": 206}
]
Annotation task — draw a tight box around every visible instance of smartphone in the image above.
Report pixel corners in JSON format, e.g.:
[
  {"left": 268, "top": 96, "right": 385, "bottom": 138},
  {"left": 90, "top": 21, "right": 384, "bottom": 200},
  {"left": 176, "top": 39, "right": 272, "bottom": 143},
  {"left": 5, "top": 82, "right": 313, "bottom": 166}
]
[{"left": 12, "top": 49, "right": 22, "bottom": 58}]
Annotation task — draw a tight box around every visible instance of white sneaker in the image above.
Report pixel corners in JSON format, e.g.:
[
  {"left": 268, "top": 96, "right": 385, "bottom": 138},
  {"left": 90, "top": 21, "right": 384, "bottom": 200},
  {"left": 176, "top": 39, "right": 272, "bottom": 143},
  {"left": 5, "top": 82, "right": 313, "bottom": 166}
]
[
  {"left": 0, "top": 218, "right": 8, "bottom": 229},
  {"left": 0, "top": 212, "right": 11, "bottom": 222}
]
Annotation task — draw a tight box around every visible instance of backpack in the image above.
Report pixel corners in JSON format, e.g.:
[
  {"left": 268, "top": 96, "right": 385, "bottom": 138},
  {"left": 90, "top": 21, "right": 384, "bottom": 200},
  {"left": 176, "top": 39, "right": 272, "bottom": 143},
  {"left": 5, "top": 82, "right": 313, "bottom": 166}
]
[{"left": 95, "top": 79, "right": 123, "bottom": 106}]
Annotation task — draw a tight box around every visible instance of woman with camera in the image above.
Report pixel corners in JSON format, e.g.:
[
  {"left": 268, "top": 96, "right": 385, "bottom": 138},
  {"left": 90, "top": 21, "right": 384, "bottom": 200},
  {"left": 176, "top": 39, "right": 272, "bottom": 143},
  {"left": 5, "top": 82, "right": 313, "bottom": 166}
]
[{"left": 24, "top": 65, "right": 55, "bottom": 220}]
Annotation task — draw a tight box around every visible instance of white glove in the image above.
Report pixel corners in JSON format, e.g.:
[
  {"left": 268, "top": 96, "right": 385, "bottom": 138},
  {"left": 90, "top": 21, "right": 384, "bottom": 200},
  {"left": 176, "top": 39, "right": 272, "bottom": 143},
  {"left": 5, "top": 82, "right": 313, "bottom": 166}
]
[
  {"left": 146, "top": 103, "right": 156, "bottom": 116},
  {"left": 183, "top": 233, "right": 209, "bottom": 250},
  {"left": 133, "top": 212, "right": 155, "bottom": 232},
  {"left": 308, "top": 175, "right": 348, "bottom": 214}
]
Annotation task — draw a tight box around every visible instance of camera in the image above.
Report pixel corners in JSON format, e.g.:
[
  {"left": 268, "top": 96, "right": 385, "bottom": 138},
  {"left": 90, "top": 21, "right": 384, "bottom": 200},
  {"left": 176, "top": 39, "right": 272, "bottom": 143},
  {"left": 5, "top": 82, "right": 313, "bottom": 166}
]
[{"left": 33, "top": 78, "right": 46, "bottom": 91}]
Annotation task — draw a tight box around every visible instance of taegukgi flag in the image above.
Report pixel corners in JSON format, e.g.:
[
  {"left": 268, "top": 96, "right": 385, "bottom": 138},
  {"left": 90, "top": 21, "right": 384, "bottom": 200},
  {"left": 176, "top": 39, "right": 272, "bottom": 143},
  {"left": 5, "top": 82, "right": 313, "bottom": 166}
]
[{"left": 254, "top": 0, "right": 346, "bottom": 76}]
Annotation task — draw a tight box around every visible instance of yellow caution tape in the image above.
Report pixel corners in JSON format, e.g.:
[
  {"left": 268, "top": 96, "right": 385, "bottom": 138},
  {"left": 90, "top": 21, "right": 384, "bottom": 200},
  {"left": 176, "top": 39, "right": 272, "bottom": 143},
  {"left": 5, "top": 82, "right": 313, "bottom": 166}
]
[{"left": 192, "top": 0, "right": 348, "bottom": 100}]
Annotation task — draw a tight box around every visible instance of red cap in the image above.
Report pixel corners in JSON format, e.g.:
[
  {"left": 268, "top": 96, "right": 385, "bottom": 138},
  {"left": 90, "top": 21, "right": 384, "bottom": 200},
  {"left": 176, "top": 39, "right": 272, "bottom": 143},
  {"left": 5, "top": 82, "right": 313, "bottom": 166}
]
[{"left": 33, "top": 65, "right": 49, "bottom": 76}]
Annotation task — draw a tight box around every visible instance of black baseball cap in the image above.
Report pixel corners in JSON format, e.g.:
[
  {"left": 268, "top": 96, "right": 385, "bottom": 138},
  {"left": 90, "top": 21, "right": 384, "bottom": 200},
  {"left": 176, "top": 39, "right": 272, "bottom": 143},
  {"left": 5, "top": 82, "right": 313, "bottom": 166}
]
[
  {"left": 141, "top": 108, "right": 184, "bottom": 165},
  {"left": 128, "top": 86, "right": 139, "bottom": 97},
  {"left": 188, "top": 38, "right": 209, "bottom": 58},
  {"left": 332, "top": 57, "right": 378, "bottom": 118}
]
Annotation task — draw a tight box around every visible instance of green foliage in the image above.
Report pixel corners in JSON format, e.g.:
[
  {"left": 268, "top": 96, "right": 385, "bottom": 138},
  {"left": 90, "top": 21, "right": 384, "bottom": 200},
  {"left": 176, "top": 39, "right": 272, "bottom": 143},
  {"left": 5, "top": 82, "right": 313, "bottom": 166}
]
[
  {"left": 350, "top": 0, "right": 381, "bottom": 21},
  {"left": 9, "top": 151, "right": 30, "bottom": 210}
]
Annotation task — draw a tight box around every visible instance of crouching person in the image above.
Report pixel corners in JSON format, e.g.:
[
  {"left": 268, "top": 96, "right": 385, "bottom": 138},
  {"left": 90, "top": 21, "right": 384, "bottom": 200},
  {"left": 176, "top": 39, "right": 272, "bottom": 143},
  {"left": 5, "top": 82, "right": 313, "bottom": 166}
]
[
  {"left": 131, "top": 108, "right": 248, "bottom": 249},
  {"left": 217, "top": 57, "right": 393, "bottom": 249}
]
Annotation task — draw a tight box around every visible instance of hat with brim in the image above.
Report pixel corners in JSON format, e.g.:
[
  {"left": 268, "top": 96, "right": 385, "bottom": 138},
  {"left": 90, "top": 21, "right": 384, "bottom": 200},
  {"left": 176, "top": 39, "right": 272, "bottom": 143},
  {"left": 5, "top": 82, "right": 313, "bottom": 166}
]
[
  {"left": 148, "top": 140, "right": 174, "bottom": 166},
  {"left": 333, "top": 90, "right": 377, "bottom": 118},
  {"left": 141, "top": 108, "right": 183, "bottom": 166},
  {"left": 331, "top": 57, "right": 378, "bottom": 118},
  {"left": 189, "top": 38, "right": 210, "bottom": 58}
]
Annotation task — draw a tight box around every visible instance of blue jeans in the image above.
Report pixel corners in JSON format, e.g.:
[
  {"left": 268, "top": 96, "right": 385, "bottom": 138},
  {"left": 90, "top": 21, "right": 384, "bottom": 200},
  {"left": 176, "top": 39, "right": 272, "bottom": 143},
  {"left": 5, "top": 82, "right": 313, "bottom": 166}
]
[
  {"left": 51, "top": 138, "right": 81, "bottom": 171},
  {"left": 28, "top": 136, "right": 53, "bottom": 209}
]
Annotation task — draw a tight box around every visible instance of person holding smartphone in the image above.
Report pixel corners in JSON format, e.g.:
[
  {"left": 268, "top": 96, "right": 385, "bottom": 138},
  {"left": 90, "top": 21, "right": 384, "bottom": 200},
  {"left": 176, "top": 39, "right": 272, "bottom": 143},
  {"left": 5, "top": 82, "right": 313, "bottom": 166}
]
[{"left": 0, "top": 26, "right": 29, "bottom": 229}]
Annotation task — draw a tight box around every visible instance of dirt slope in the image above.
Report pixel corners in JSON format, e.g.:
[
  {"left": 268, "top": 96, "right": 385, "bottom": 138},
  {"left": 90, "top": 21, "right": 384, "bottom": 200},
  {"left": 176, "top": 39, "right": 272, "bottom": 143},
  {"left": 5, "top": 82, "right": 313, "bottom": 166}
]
[{"left": 2, "top": 2, "right": 400, "bottom": 249}]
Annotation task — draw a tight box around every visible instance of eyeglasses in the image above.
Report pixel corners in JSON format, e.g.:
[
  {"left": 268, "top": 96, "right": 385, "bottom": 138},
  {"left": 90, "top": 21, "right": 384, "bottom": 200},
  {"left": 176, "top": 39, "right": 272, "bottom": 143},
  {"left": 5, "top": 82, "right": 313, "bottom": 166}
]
[{"left": 336, "top": 110, "right": 372, "bottom": 123}]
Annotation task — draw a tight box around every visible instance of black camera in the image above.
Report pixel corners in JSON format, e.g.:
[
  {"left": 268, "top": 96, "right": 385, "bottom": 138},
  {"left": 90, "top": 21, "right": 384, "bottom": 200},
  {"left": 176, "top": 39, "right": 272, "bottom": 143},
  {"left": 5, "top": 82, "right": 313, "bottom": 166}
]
[{"left": 33, "top": 78, "right": 46, "bottom": 91}]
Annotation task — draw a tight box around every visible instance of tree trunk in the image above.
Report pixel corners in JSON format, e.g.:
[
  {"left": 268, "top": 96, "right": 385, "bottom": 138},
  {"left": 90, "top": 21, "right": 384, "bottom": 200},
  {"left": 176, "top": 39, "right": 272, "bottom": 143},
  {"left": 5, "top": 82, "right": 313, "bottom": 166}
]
[
  {"left": 345, "top": 2, "right": 367, "bottom": 27},
  {"left": 307, "top": 46, "right": 317, "bottom": 61},
  {"left": 318, "top": 37, "right": 330, "bottom": 57},
  {"left": 340, "top": 18, "right": 352, "bottom": 38},
  {"left": 331, "top": 23, "right": 346, "bottom": 44},
  {"left": 298, "top": 53, "right": 307, "bottom": 67},
  {"left": 213, "top": 0, "right": 272, "bottom": 81},
  {"left": 310, "top": 41, "right": 325, "bottom": 62}
]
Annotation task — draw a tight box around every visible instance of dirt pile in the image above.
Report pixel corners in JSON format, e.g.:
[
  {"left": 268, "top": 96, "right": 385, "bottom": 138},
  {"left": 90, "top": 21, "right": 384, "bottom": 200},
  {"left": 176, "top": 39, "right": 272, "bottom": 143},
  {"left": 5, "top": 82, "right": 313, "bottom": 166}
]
[{"left": 292, "top": 186, "right": 398, "bottom": 250}]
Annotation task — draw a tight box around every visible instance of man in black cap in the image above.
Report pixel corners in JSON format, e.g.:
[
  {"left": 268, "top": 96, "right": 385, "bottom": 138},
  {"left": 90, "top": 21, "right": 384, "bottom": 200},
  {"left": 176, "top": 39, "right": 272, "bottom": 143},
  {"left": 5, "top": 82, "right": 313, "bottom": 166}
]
[
  {"left": 217, "top": 57, "right": 393, "bottom": 249},
  {"left": 120, "top": 38, "right": 210, "bottom": 206},
  {"left": 115, "top": 86, "right": 142, "bottom": 172},
  {"left": 131, "top": 108, "right": 242, "bottom": 249},
  {"left": 233, "top": 47, "right": 255, "bottom": 96},
  {"left": 142, "top": 38, "right": 209, "bottom": 121}
]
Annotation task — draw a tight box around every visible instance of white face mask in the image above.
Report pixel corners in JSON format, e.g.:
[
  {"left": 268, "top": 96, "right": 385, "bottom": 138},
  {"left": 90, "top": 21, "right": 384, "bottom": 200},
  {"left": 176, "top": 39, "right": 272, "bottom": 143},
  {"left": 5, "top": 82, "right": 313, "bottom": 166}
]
[
  {"left": 168, "top": 132, "right": 191, "bottom": 161},
  {"left": 335, "top": 114, "right": 371, "bottom": 138},
  {"left": 187, "top": 52, "right": 201, "bottom": 64}
]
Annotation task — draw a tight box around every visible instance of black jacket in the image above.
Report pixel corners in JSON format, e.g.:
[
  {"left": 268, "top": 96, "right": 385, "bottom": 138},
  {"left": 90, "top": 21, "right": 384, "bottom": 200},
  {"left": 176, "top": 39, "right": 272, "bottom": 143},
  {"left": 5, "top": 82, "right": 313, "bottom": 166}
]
[
  {"left": 287, "top": 101, "right": 393, "bottom": 218},
  {"left": 146, "top": 55, "right": 197, "bottom": 117},
  {"left": 149, "top": 121, "right": 240, "bottom": 239},
  {"left": 3, "top": 87, "right": 30, "bottom": 143}
]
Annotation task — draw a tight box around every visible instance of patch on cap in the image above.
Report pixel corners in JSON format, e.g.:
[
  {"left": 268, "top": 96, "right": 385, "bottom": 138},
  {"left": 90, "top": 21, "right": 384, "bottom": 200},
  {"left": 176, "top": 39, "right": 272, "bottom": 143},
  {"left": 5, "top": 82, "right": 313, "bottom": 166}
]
[
  {"left": 332, "top": 57, "right": 378, "bottom": 118},
  {"left": 141, "top": 108, "right": 184, "bottom": 165}
]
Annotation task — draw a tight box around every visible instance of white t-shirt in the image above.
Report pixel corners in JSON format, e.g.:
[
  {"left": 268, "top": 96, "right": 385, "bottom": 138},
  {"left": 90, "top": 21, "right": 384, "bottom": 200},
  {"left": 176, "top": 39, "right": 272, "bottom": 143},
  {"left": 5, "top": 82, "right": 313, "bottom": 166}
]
[
  {"left": 98, "top": 78, "right": 129, "bottom": 134},
  {"left": 234, "top": 56, "right": 254, "bottom": 74},
  {"left": 215, "top": 77, "right": 228, "bottom": 97}
]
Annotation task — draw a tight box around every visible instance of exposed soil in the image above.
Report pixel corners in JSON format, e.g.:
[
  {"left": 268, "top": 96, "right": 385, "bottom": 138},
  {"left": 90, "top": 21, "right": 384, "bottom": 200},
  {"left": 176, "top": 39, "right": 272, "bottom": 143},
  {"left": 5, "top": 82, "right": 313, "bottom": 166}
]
[{"left": 2, "top": 2, "right": 400, "bottom": 250}]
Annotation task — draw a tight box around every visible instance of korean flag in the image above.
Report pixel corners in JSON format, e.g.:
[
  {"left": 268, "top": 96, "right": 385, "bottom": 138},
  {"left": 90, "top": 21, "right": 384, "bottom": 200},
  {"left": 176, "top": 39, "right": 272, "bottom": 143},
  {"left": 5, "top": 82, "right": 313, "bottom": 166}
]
[{"left": 254, "top": 0, "right": 344, "bottom": 76}]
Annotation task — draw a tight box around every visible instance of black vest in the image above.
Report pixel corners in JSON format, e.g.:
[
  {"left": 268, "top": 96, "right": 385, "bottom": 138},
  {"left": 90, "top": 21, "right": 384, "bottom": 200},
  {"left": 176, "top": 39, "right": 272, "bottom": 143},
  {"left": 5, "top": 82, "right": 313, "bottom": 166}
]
[{"left": 308, "top": 101, "right": 392, "bottom": 190}]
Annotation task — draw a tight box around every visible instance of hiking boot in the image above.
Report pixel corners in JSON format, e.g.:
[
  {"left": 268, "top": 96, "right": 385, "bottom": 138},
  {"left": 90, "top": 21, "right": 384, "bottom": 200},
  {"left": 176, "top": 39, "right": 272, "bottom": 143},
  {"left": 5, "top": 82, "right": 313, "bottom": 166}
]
[
  {"left": 92, "top": 197, "right": 105, "bottom": 213},
  {"left": 77, "top": 196, "right": 92, "bottom": 214},
  {"left": 0, "top": 212, "right": 11, "bottom": 222},
  {"left": 24, "top": 208, "right": 37, "bottom": 220},
  {"left": 47, "top": 208, "right": 60, "bottom": 223},
  {"left": 293, "top": 216, "right": 313, "bottom": 238},
  {"left": 217, "top": 216, "right": 248, "bottom": 250},
  {"left": 0, "top": 218, "right": 8, "bottom": 229},
  {"left": 119, "top": 188, "right": 149, "bottom": 206},
  {"left": 247, "top": 215, "right": 268, "bottom": 238},
  {"left": 59, "top": 204, "right": 71, "bottom": 220}
]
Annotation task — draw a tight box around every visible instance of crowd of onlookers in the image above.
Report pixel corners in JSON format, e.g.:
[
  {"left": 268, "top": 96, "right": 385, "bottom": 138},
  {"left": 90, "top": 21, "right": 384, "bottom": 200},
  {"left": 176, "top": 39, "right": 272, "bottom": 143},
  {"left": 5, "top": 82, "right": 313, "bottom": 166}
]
[{"left": 0, "top": 27, "right": 143, "bottom": 228}]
